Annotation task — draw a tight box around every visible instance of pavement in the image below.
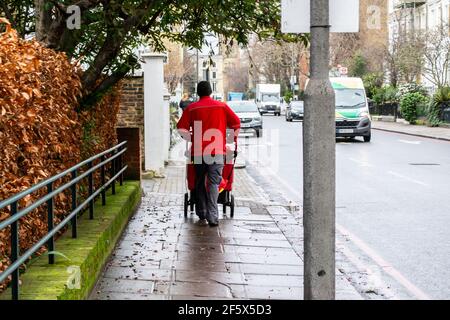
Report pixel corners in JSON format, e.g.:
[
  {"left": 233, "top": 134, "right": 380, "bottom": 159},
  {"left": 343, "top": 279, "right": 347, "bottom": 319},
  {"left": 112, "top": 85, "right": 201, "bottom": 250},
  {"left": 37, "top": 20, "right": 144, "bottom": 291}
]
[
  {"left": 372, "top": 120, "right": 450, "bottom": 141},
  {"left": 90, "top": 142, "right": 363, "bottom": 300},
  {"left": 90, "top": 118, "right": 450, "bottom": 300}
]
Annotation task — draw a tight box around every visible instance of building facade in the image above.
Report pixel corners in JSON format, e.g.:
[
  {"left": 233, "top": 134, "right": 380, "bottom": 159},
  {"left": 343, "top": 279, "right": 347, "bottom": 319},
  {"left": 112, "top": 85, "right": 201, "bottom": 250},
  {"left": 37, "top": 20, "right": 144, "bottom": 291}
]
[
  {"left": 197, "top": 54, "right": 225, "bottom": 100},
  {"left": 389, "top": 0, "right": 449, "bottom": 32},
  {"left": 389, "top": 0, "right": 450, "bottom": 88}
]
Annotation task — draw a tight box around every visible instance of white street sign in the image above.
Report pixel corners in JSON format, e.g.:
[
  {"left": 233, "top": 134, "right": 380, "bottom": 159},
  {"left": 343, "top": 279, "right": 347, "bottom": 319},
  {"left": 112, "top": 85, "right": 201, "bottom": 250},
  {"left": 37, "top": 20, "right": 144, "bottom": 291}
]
[{"left": 281, "top": 0, "right": 360, "bottom": 33}]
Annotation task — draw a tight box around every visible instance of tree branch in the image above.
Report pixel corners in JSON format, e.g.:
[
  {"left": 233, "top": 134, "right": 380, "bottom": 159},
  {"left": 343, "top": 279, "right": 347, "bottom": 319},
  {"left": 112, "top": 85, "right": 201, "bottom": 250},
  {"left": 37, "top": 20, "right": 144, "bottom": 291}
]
[
  {"left": 0, "top": 2, "right": 14, "bottom": 26},
  {"left": 79, "top": 58, "right": 135, "bottom": 110}
]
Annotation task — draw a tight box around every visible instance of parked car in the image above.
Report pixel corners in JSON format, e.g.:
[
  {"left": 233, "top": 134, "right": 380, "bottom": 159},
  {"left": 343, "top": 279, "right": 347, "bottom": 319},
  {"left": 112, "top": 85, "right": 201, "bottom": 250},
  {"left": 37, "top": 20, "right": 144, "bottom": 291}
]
[
  {"left": 286, "top": 101, "right": 304, "bottom": 122},
  {"left": 228, "top": 101, "right": 263, "bottom": 137}
]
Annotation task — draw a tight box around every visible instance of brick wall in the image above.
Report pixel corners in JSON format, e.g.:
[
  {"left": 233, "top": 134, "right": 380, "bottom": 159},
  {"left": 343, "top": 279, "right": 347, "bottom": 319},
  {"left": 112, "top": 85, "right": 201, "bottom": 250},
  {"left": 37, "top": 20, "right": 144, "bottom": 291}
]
[
  {"left": 359, "top": 0, "right": 389, "bottom": 71},
  {"left": 329, "top": 0, "right": 389, "bottom": 74},
  {"left": 117, "top": 128, "right": 141, "bottom": 181},
  {"left": 117, "top": 76, "right": 145, "bottom": 168}
]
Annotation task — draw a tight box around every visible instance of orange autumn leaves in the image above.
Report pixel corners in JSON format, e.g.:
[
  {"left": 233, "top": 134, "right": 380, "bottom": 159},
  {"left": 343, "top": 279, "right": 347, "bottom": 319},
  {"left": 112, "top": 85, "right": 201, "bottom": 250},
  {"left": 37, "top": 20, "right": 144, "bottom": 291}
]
[
  {"left": 0, "top": 17, "right": 83, "bottom": 189},
  {"left": 0, "top": 18, "right": 121, "bottom": 291},
  {"left": 0, "top": 18, "right": 84, "bottom": 290}
]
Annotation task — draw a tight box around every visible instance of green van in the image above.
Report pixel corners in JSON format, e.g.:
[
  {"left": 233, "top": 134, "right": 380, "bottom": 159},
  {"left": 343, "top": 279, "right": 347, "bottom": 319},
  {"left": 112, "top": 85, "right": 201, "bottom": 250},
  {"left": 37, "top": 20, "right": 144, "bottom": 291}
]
[{"left": 331, "top": 77, "right": 372, "bottom": 142}]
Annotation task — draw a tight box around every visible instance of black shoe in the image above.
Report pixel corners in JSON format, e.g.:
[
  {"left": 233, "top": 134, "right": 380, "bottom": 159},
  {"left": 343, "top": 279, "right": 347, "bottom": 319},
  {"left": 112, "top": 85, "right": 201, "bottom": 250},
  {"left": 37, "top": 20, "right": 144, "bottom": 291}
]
[
  {"left": 197, "top": 219, "right": 209, "bottom": 227},
  {"left": 208, "top": 221, "right": 219, "bottom": 227}
]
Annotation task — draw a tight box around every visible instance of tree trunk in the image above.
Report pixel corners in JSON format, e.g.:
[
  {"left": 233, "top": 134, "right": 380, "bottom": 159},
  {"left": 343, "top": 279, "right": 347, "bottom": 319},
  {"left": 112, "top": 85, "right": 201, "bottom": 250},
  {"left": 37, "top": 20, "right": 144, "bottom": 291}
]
[{"left": 34, "top": 0, "right": 52, "bottom": 44}]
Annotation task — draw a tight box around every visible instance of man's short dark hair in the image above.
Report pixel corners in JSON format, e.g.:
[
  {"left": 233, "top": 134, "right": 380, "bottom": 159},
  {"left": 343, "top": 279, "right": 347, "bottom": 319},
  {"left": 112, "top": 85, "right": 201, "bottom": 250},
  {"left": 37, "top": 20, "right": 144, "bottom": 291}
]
[{"left": 197, "top": 81, "right": 212, "bottom": 97}]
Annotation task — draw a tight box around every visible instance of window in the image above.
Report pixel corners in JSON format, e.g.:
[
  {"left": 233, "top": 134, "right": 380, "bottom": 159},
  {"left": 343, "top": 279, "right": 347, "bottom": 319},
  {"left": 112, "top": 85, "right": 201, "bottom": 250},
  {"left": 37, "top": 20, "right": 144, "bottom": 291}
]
[
  {"left": 334, "top": 89, "right": 366, "bottom": 109},
  {"left": 262, "top": 93, "right": 280, "bottom": 103},
  {"left": 212, "top": 82, "right": 217, "bottom": 92},
  {"left": 228, "top": 102, "right": 259, "bottom": 113},
  {"left": 212, "top": 72, "right": 217, "bottom": 79}
]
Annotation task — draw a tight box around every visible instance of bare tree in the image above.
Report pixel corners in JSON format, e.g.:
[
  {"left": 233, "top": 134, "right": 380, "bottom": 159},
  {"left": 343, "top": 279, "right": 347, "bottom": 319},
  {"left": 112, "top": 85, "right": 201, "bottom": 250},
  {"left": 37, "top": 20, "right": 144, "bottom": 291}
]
[
  {"left": 330, "top": 33, "right": 361, "bottom": 68},
  {"left": 423, "top": 23, "right": 450, "bottom": 88},
  {"left": 181, "top": 51, "right": 197, "bottom": 95},
  {"left": 246, "top": 38, "right": 308, "bottom": 93},
  {"left": 385, "top": 8, "right": 426, "bottom": 87},
  {"left": 164, "top": 44, "right": 186, "bottom": 94},
  {"left": 224, "top": 62, "right": 249, "bottom": 94}
]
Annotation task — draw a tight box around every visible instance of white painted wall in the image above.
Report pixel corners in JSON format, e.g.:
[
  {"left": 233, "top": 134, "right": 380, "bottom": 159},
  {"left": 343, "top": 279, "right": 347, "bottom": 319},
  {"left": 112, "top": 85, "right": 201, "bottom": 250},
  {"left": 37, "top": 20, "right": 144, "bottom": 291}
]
[{"left": 141, "top": 52, "right": 169, "bottom": 173}]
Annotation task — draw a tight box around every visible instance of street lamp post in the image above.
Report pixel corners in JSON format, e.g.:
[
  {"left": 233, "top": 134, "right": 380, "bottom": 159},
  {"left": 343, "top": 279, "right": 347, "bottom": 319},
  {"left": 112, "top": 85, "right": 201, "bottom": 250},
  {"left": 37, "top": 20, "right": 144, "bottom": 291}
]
[{"left": 303, "top": 0, "right": 336, "bottom": 300}]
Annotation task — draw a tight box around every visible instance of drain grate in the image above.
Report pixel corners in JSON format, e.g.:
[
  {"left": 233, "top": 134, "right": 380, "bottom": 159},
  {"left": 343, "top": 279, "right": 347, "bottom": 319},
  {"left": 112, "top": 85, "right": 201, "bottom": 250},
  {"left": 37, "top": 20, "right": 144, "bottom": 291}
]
[{"left": 409, "top": 163, "right": 440, "bottom": 166}]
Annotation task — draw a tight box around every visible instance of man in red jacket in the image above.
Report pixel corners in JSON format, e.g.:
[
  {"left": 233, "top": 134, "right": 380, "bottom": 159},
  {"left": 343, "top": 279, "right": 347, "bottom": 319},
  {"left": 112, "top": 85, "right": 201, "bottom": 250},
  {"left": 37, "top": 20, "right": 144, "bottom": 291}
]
[{"left": 177, "top": 81, "right": 241, "bottom": 227}]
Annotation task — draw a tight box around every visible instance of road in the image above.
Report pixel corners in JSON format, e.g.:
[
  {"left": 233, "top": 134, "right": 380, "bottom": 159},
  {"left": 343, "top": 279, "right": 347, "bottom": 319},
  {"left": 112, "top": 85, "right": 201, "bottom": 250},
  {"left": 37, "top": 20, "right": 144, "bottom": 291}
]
[{"left": 240, "top": 115, "right": 450, "bottom": 299}]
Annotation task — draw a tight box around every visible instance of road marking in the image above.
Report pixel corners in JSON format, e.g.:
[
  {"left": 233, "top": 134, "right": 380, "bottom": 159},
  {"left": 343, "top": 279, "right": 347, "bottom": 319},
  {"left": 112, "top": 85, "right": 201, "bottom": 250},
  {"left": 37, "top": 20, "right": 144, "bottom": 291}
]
[
  {"left": 348, "top": 157, "right": 373, "bottom": 168},
  {"left": 337, "top": 239, "right": 399, "bottom": 300},
  {"left": 398, "top": 139, "right": 421, "bottom": 145},
  {"left": 337, "top": 224, "right": 431, "bottom": 300},
  {"left": 256, "top": 158, "right": 431, "bottom": 299},
  {"left": 388, "top": 171, "right": 430, "bottom": 188},
  {"left": 242, "top": 132, "right": 430, "bottom": 300}
]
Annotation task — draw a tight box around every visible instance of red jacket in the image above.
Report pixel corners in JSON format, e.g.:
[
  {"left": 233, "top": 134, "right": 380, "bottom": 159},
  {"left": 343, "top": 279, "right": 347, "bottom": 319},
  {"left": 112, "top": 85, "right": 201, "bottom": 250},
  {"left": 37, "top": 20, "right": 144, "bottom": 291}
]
[{"left": 177, "top": 96, "right": 241, "bottom": 157}]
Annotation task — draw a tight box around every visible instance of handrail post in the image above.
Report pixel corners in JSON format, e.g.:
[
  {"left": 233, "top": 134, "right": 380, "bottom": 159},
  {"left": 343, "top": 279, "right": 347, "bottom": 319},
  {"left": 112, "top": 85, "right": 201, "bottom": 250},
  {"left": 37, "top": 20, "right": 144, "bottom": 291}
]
[
  {"left": 10, "top": 202, "right": 19, "bottom": 300},
  {"left": 101, "top": 155, "right": 106, "bottom": 205},
  {"left": 88, "top": 161, "right": 94, "bottom": 220},
  {"left": 71, "top": 170, "right": 77, "bottom": 238},
  {"left": 119, "top": 145, "right": 124, "bottom": 186},
  {"left": 47, "top": 183, "right": 55, "bottom": 264},
  {"left": 110, "top": 151, "right": 116, "bottom": 195}
]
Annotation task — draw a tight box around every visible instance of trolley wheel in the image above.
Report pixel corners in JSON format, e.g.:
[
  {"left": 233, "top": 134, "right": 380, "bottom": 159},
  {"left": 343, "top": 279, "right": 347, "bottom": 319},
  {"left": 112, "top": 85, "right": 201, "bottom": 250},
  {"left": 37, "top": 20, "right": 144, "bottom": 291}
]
[
  {"left": 230, "top": 194, "right": 235, "bottom": 218},
  {"left": 222, "top": 191, "right": 229, "bottom": 215},
  {"left": 184, "top": 193, "right": 188, "bottom": 218}
]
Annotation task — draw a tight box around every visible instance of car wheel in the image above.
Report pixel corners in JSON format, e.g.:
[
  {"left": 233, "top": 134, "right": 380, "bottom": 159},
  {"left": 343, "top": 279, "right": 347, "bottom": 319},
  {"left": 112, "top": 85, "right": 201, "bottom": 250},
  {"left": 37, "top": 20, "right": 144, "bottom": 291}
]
[{"left": 363, "top": 135, "right": 371, "bottom": 142}]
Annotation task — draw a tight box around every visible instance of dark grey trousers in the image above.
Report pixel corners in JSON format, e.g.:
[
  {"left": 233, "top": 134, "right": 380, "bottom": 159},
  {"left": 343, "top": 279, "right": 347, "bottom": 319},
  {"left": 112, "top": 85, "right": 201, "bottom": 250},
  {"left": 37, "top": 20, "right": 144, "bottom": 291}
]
[{"left": 194, "top": 163, "right": 224, "bottom": 224}]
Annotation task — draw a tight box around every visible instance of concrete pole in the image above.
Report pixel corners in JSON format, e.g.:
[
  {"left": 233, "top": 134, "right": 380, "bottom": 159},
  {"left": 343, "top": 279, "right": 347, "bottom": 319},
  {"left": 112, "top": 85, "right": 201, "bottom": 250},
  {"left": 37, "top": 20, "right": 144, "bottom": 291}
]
[
  {"left": 141, "top": 52, "right": 167, "bottom": 173},
  {"left": 303, "top": 0, "right": 336, "bottom": 300}
]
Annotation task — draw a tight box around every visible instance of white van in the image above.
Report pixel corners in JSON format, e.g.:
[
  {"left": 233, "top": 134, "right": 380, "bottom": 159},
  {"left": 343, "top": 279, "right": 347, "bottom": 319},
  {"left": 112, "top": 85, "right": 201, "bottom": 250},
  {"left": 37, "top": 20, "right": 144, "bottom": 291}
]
[{"left": 331, "top": 77, "right": 372, "bottom": 142}]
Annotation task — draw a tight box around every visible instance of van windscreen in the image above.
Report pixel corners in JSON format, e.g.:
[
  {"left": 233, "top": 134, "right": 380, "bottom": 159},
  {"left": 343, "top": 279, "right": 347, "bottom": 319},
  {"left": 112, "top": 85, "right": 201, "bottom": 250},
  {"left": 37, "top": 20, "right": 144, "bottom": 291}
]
[{"left": 335, "top": 89, "right": 366, "bottom": 109}]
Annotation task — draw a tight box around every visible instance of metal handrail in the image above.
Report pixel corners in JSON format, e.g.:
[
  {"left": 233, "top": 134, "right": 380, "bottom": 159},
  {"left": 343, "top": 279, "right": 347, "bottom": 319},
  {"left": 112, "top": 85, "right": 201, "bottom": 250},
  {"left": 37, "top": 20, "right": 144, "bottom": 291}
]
[
  {"left": 0, "top": 141, "right": 128, "bottom": 300},
  {"left": 0, "top": 148, "right": 126, "bottom": 229},
  {"left": 0, "top": 141, "right": 127, "bottom": 210}
]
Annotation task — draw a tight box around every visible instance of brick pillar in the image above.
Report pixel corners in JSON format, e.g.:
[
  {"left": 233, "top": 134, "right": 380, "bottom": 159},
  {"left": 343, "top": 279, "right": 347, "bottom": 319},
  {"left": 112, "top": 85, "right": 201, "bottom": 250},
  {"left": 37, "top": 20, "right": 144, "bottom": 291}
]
[
  {"left": 117, "top": 128, "right": 141, "bottom": 181},
  {"left": 117, "top": 77, "right": 145, "bottom": 169}
]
